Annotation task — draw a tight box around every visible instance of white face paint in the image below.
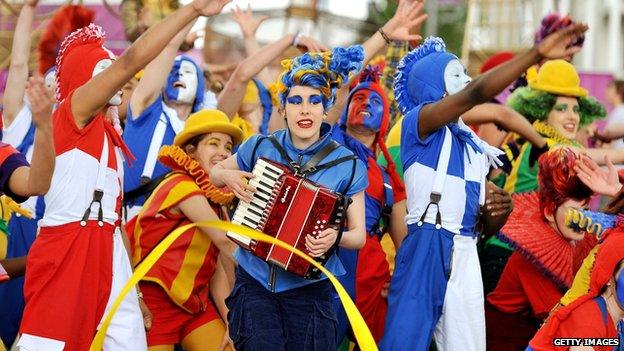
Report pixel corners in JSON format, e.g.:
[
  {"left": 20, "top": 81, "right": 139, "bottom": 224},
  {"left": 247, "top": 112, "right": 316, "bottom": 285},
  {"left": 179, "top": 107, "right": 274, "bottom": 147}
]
[
  {"left": 443, "top": 59, "right": 472, "bottom": 96},
  {"left": 44, "top": 70, "right": 57, "bottom": 93},
  {"left": 93, "top": 59, "right": 122, "bottom": 106},
  {"left": 174, "top": 61, "right": 199, "bottom": 104}
]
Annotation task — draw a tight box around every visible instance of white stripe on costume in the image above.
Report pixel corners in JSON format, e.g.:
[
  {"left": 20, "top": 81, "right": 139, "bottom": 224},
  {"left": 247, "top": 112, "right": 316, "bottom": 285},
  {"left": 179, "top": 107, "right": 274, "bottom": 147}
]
[
  {"left": 434, "top": 235, "right": 485, "bottom": 351},
  {"left": 98, "top": 228, "right": 147, "bottom": 350}
]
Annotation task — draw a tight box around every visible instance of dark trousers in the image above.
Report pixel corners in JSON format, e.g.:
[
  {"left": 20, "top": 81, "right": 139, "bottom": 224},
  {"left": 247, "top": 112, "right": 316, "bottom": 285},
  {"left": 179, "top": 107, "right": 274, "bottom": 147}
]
[{"left": 226, "top": 267, "right": 338, "bottom": 351}]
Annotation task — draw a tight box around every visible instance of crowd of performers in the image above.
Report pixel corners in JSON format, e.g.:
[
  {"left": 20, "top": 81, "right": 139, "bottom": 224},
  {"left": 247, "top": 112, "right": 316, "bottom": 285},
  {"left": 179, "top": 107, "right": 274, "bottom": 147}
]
[{"left": 1, "top": 0, "right": 624, "bottom": 350}]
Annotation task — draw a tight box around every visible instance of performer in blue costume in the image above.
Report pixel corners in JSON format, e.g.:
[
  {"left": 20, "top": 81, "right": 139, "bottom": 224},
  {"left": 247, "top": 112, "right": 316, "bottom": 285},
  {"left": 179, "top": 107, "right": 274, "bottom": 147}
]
[
  {"left": 381, "top": 23, "right": 587, "bottom": 351},
  {"left": 330, "top": 66, "right": 407, "bottom": 343},
  {"left": 123, "top": 23, "right": 205, "bottom": 220}
]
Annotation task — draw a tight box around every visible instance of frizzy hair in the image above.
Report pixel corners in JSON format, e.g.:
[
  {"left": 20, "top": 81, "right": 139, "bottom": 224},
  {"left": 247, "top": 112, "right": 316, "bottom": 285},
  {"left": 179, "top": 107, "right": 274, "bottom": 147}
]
[
  {"left": 507, "top": 87, "right": 606, "bottom": 127},
  {"left": 275, "top": 45, "right": 364, "bottom": 111},
  {"left": 537, "top": 147, "right": 592, "bottom": 217}
]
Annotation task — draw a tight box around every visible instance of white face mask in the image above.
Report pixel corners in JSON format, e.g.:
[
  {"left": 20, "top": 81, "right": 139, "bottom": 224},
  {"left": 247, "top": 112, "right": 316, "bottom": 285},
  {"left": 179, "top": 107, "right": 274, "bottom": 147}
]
[
  {"left": 93, "top": 59, "right": 122, "bottom": 106},
  {"left": 443, "top": 59, "right": 472, "bottom": 96},
  {"left": 174, "top": 60, "right": 199, "bottom": 104}
]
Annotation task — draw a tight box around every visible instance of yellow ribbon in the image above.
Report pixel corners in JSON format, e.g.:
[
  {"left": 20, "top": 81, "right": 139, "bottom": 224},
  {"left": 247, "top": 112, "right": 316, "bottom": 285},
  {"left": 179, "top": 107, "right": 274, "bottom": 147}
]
[{"left": 90, "top": 221, "right": 377, "bottom": 351}]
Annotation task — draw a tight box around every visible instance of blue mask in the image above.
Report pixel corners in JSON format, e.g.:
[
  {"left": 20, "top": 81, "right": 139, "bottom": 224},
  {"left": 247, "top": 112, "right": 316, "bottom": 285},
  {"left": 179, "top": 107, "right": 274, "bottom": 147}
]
[
  {"left": 164, "top": 55, "right": 205, "bottom": 112},
  {"left": 346, "top": 89, "right": 384, "bottom": 132}
]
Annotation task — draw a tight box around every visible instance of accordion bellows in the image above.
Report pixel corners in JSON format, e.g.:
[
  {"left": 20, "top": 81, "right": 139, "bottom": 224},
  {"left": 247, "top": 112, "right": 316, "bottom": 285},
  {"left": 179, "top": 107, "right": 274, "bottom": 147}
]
[{"left": 498, "top": 192, "right": 596, "bottom": 289}]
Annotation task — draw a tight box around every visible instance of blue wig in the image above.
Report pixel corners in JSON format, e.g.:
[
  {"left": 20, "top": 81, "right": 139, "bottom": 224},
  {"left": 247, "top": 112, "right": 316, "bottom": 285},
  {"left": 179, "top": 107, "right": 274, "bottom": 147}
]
[
  {"left": 164, "top": 55, "right": 205, "bottom": 113},
  {"left": 276, "top": 45, "right": 364, "bottom": 111},
  {"left": 394, "top": 37, "right": 459, "bottom": 115}
]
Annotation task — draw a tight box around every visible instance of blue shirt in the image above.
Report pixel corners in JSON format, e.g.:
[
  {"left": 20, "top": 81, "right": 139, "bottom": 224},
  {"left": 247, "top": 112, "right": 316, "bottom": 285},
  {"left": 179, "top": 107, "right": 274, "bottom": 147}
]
[
  {"left": 401, "top": 105, "right": 488, "bottom": 237},
  {"left": 235, "top": 123, "right": 368, "bottom": 292},
  {"left": 123, "top": 96, "right": 180, "bottom": 206}
]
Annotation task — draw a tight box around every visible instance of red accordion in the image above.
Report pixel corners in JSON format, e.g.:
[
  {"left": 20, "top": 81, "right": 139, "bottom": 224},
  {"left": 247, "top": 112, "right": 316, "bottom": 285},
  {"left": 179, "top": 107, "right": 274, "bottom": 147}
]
[{"left": 226, "top": 158, "right": 349, "bottom": 279}]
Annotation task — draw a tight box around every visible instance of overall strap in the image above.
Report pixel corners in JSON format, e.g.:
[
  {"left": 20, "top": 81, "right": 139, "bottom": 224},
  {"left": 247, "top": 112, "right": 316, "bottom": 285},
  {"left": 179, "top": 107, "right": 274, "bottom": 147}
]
[
  {"left": 80, "top": 135, "right": 110, "bottom": 227},
  {"left": 418, "top": 127, "right": 452, "bottom": 230}
]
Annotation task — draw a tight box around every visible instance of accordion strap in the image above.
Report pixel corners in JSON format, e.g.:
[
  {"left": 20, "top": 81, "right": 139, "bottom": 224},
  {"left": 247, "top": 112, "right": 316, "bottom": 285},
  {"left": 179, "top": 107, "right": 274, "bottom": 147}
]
[{"left": 266, "top": 136, "right": 348, "bottom": 177}]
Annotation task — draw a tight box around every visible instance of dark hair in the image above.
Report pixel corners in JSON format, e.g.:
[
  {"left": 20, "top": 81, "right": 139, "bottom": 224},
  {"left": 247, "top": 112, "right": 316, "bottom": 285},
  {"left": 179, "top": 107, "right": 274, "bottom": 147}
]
[
  {"left": 610, "top": 80, "right": 624, "bottom": 102},
  {"left": 183, "top": 134, "right": 208, "bottom": 153}
]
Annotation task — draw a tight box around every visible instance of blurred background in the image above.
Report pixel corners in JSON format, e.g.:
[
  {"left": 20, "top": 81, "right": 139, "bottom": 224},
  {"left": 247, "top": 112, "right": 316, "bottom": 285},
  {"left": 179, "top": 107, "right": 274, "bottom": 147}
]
[{"left": 0, "top": 0, "right": 621, "bottom": 103}]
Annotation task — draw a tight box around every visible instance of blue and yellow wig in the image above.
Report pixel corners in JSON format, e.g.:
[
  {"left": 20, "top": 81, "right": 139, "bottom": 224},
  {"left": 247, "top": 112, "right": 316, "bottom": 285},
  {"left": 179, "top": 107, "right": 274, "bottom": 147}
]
[{"left": 275, "top": 45, "right": 364, "bottom": 111}]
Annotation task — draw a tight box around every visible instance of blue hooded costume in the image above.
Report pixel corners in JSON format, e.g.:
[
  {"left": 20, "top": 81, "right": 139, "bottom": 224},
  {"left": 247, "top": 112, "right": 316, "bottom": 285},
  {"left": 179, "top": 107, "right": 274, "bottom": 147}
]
[
  {"left": 381, "top": 37, "right": 491, "bottom": 351},
  {"left": 122, "top": 55, "right": 205, "bottom": 216}
]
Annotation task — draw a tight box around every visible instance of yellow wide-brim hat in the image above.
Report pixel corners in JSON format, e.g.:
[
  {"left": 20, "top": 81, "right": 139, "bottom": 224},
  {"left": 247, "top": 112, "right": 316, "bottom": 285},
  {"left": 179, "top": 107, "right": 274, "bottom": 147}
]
[
  {"left": 174, "top": 109, "right": 244, "bottom": 147},
  {"left": 528, "top": 59, "right": 588, "bottom": 97}
]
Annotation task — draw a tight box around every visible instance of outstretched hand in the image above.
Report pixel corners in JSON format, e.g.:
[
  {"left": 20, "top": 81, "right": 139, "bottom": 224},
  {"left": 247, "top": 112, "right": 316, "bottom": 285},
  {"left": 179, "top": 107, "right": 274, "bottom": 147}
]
[
  {"left": 230, "top": 4, "right": 268, "bottom": 38},
  {"left": 26, "top": 76, "right": 54, "bottom": 130},
  {"left": 537, "top": 22, "right": 588, "bottom": 60},
  {"left": 192, "top": 0, "right": 231, "bottom": 17},
  {"left": 574, "top": 154, "right": 622, "bottom": 197},
  {"left": 295, "top": 35, "right": 330, "bottom": 53},
  {"left": 382, "top": 0, "right": 427, "bottom": 42}
]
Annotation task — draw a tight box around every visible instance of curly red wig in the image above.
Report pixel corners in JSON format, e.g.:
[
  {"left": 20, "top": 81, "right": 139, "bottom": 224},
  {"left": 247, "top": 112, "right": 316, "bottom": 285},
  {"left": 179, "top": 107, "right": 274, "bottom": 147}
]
[{"left": 538, "top": 147, "right": 592, "bottom": 216}]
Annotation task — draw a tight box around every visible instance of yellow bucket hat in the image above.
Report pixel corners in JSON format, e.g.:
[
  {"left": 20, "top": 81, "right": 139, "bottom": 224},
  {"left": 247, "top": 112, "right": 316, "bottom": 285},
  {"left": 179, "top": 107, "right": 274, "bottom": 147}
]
[
  {"left": 528, "top": 59, "right": 588, "bottom": 97},
  {"left": 174, "top": 109, "right": 244, "bottom": 147}
]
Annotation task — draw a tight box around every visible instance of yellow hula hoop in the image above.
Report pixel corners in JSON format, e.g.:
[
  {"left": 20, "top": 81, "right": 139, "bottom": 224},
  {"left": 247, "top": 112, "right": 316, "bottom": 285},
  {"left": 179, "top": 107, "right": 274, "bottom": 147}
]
[{"left": 89, "top": 220, "right": 377, "bottom": 351}]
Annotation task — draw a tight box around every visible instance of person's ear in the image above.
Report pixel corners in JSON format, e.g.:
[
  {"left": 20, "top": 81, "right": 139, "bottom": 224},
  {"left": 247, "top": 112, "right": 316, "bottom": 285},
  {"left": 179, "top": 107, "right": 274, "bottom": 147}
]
[
  {"left": 184, "top": 144, "right": 196, "bottom": 156},
  {"left": 543, "top": 207, "right": 555, "bottom": 224}
]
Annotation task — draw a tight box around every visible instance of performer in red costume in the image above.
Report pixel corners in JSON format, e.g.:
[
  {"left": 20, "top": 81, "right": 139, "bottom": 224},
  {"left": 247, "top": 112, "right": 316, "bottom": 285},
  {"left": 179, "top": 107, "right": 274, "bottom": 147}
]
[
  {"left": 486, "top": 147, "right": 597, "bottom": 350},
  {"left": 330, "top": 66, "right": 407, "bottom": 342},
  {"left": 17, "top": 1, "right": 231, "bottom": 350}
]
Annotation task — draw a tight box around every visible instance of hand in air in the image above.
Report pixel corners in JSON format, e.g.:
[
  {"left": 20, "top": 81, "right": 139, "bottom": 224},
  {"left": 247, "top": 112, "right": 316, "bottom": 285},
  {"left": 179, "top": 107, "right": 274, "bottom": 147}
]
[
  {"left": 26, "top": 75, "right": 54, "bottom": 130},
  {"left": 574, "top": 154, "right": 622, "bottom": 197},
  {"left": 537, "top": 22, "right": 588, "bottom": 60},
  {"left": 381, "top": 0, "right": 428, "bottom": 42},
  {"left": 305, "top": 227, "right": 338, "bottom": 258},
  {"left": 295, "top": 35, "right": 330, "bottom": 53},
  {"left": 191, "top": 0, "right": 231, "bottom": 17},
  {"left": 230, "top": 4, "right": 268, "bottom": 38}
]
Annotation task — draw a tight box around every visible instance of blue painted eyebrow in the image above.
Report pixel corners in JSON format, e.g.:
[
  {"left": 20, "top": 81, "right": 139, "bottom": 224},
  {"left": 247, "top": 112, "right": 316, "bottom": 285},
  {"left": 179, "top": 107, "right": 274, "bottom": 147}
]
[
  {"left": 309, "top": 95, "right": 323, "bottom": 104},
  {"left": 287, "top": 96, "right": 303, "bottom": 104}
]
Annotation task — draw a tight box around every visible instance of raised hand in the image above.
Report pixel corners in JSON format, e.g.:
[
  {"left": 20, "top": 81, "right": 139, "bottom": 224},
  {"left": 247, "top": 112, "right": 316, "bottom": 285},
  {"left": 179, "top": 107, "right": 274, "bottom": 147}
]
[
  {"left": 382, "top": 0, "right": 427, "bottom": 42},
  {"left": 537, "top": 22, "right": 588, "bottom": 60},
  {"left": 574, "top": 154, "right": 622, "bottom": 197},
  {"left": 191, "top": 0, "right": 231, "bottom": 17},
  {"left": 295, "top": 35, "right": 330, "bottom": 53},
  {"left": 230, "top": 4, "right": 268, "bottom": 38},
  {"left": 26, "top": 76, "right": 54, "bottom": 130}
]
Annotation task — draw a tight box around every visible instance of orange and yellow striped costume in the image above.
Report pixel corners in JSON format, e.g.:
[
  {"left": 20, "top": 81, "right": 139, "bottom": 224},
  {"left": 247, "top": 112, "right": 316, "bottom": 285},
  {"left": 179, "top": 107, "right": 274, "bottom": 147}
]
[{"left": 129, "top": 171, "right": 224, "bottom": 314}]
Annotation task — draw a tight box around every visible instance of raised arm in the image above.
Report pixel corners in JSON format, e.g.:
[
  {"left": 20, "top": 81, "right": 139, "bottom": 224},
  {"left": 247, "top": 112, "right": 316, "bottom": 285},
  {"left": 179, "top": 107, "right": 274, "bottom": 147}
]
[
  {"left": 230, "top": 4, "right": 271, "bottom": 84},
  {"left": 217, "top": 34, "right": 327, "bottom": 119},
  {"left": 325, "top": 0, "right": 426, "bottom": 124},
  {"left": 461, "top": 103, "right": 546, "bottom": 148},
  {"left": 361, "top": 0, "right": 426, "bottom": 68},
  {"left": 8, "top": 76, "right": 55, "bottom": 197},
  {"left": 418, "top": 23, "right": 588, "bottom": 139},
  {"left": 71, "top": 0, "right": 231, "bottom": 127},
  {"left": 2, "top": 0, "right": 37, "bottom": 127},
  {"left": 129, "top": 21, "right": 194, "bottom": 118},
  {"left": 597, "top": 122, "right": 624, "bottom": 142}
]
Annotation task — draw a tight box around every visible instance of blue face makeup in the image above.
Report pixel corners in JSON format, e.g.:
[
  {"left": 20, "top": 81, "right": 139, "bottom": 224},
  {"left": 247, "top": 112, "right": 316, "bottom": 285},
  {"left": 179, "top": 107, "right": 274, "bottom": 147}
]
[
  {"left": 286, "top": 96, "right": 303, "bottom": 105},
  {"left": 346, "top": 89, "right": 384, "bottom": 132},
  {"left": 309, "top": 94, "right": 323, "bottom": 105}
]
